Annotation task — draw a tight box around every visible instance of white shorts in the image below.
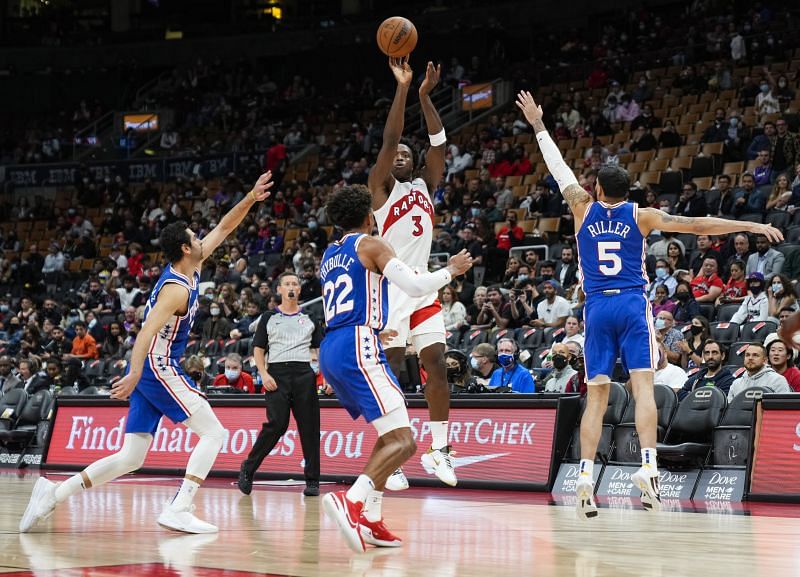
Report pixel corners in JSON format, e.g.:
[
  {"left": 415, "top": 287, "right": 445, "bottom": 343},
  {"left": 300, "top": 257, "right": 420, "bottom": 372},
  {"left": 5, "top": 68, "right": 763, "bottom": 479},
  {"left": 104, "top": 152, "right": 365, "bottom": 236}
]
[
  {"left": 371, "top": 405, "right": 412, "bottom": 436},
  {"left": 383, "top": 283, "right": 446, "bottom": 352}
]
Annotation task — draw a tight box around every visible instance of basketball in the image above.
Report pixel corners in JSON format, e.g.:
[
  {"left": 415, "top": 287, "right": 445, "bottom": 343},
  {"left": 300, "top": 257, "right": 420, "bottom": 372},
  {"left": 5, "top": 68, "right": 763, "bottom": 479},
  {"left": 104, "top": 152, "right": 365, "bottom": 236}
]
[
  {"left": 376, "top": 16, "right": 417, "bottom": 58},
  {"left": 778, "top": 310, "right": 800, "bottom": 352}
]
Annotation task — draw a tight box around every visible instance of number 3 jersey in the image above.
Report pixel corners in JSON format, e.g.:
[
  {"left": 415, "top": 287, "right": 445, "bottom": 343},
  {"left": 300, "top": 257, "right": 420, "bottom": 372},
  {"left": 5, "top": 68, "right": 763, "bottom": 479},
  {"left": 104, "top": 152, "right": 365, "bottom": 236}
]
[
  {"left": 320, "top": 233, "right": 388, "bottom": 331},
  {"left": 372, "top": 177, "right": 434, "bottom": 271},
  {"left": 576, "top": 201, "right": 649, "bottom": 295}
]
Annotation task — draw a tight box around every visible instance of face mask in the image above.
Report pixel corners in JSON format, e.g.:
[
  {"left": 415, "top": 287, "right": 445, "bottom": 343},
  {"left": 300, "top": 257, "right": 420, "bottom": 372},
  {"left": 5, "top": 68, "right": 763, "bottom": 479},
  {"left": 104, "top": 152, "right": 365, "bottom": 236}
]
[
  {"left": 750, "top": 284, "right": 762, "bottom": 295},
  {"left": 772, "top": 283, "right": 783, "bottom": 295},
  {"left": 676, "top": 292, "right": 690, "bottom": 302},
  {"left": 552, "top": 354, "right": 569, "bottom": 370},
  {"left": 517, "top": 274, "right": 528, "bottom": 282},
  {"left": 470, "top": 357, "right": 481, "bottom": 370},
  {"left": 541, "top": 274, "right": 552, "bottom": 281},
  {"left": 690, "top": 325, "right": 703, "bottom": 336},
  {"left": 729, "top": 118, "right": 738, "bottom": 127},
  {"left": 0, "top": 305, "right": 7, "bottom": 313},
  {"left": 779, "top": 81, "right": 787, "bottom": 88},
  {"left": 88, "top": 319, "right": 97, "bottom": 329},
  {"left": 210, "top": 307, "right": 220, "bottom": 316},
  {"left": 190, "top": 372, "right": 203, "bottom": 382},
  {"left": 224, "top": 369, "right": 241, "bottom": 381},
  {"left": 471, "top": 208, "right": 481, "bottom": 217},
  {"left": 446, "top": 366, "right": 460, "bottom": 380},
  {"left": 497, "top": 353, "right": 515, "bottom": 368},
  {"left": 654, "top": 317, "right": 667, "bottom": 330},
  {"left": 639, "top": 80, "right": 647, "bottom": 87},
  {"left": 761, "top": 84, "right": 770, "bottom": 93},
  {"left": 452, "top": 215, "right": 461, "bottom": 224},
  {"left": 308, "top": 220, "right": 318, "bottom": 230},
  {"left": 655, "top": 267, "right": 668, "bottom": 279},
  {"left": 310, "top": 362, "right": 320, "bottom": 374}
]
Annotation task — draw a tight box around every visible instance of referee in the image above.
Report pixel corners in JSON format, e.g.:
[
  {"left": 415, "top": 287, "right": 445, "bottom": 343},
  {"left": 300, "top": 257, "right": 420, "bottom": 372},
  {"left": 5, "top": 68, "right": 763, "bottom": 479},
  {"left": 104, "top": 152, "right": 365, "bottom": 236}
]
[{"left": 238, "top": 271, "right": 324, "bottom": 496}]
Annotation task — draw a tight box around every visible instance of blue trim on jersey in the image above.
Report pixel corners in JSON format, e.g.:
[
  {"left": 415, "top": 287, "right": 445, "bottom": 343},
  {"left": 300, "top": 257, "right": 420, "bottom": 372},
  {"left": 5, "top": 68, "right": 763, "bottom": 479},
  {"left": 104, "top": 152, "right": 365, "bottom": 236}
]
[{"left": 143, "top": 264, "right": 200, "bottom": 360}]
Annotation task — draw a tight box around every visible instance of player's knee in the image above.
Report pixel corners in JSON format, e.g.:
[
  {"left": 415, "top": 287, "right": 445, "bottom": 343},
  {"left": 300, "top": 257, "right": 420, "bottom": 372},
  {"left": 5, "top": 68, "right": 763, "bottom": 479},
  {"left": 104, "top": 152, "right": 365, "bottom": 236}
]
[{"left": 395, "top": 430, "right": 417, "bottom": 461}]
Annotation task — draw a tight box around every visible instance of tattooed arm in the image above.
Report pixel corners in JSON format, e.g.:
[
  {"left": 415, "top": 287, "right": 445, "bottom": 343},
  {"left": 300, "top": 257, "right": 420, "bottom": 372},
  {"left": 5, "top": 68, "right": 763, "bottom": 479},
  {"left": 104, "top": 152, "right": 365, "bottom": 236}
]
[
  {"left": 638, "top": 208, "right": 784, "bottom": 242},
  {"left": 516, "top": 91, "right": 591, "bottom": 221}
]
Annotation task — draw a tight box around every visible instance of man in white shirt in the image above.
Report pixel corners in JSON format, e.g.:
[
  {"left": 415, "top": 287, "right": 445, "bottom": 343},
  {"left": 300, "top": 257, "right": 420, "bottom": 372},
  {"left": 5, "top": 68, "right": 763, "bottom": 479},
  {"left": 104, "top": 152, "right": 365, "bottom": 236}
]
[
  {"left": 533, "top": 281, "right": 571, "bottom": 328},
  {"left": 653, "top": 343, "right": 687, "bottom": 392}
]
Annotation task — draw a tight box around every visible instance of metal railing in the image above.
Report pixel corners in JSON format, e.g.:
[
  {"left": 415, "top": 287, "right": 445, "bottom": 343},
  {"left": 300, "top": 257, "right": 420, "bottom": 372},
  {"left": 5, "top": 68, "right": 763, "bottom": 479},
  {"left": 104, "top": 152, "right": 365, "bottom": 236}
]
[{"left": 72, "top": 111, "right": 114, "bottom": 161}]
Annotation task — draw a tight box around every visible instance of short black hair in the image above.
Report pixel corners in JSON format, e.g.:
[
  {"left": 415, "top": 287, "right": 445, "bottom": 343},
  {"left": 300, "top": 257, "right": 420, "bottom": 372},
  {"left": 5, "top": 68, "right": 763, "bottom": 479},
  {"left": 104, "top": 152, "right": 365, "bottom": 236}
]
[
  {"left": 597, "top": 164, "right": 630, "bottom": 199},
  {"left": 160, "top": 221, "right": 191, "bottom": 263},
  {"left": 326, "top": 185, "right": 372, "bottom": 231},
  {"left": 74, "top": 321, "right": 86, "bottom": 329},
  {"left": 702, "top": 339, "right": 727, "bottom": 358}
]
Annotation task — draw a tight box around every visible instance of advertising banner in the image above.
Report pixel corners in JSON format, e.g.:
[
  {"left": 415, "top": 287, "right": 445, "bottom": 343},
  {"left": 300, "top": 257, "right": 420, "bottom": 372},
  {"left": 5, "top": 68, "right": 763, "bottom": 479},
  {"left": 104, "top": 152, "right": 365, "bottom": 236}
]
[
  {"left": 693, "top": 469, "right": 746, "bottom": 501},
  {"left": 46, "top": 402, "right": 560, "bottom": 488},
  {"left": 750, "top": 408, "right": 800, "bottom": 497}
]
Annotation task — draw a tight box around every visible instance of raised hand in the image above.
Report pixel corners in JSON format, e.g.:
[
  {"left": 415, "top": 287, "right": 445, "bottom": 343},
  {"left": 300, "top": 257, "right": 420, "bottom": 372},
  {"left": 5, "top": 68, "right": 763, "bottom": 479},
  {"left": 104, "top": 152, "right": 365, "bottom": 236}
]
[
  {"left": 515, "top": 90, "right": 544, "bottom": 126},
  {"left": 754, "top": 223, "right": 784, "bottom": 244},
  {"left": 389, "top": 56, "right": 413, "bottom": 87},
  {"left": 249, "top": 171, "right": 274, "bottom": 202},
  {"left": 447, "top": 249, "right": 474, "bottom": 276},
  {"left": 419, "top": 61, "right": 441, "bottom": 96}
]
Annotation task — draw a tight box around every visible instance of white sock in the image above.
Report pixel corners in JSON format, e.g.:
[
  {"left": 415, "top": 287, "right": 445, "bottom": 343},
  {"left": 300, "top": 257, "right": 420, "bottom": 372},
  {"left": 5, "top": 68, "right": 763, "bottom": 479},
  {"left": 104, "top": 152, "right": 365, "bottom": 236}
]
[
  {"left": 641, "top": 448, "right": 657, "bottom": 469},
  {"left": 362, "top": 490, "right": 383, "bottom": 522},
  {"left": 170, "top": 477, "right": 200, "bottom": 511},
  {"left": 346, "top": 474, "right": 374, "bottom": 504},
  {"left": 429, "top": 421, "right": 449, "bottom": 450},
  {"left": 579, "top": 459, "right": 594, "bottom": 477},
  {"left": 54, "top": 474, "right": 86, "bottom": 503}
]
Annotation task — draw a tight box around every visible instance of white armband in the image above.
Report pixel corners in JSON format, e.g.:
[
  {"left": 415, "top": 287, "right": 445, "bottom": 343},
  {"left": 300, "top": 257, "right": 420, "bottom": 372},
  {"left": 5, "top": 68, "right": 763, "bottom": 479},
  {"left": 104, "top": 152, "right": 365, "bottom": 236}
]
[
  {"left": 383, "top": 258, "right": 451, "bottom": 297},
  {"left": 536, "top": 129, "right": 579, "bottom": 192},
  {"left": 429, "top": 129, "right": 446, "bottom": 147}
]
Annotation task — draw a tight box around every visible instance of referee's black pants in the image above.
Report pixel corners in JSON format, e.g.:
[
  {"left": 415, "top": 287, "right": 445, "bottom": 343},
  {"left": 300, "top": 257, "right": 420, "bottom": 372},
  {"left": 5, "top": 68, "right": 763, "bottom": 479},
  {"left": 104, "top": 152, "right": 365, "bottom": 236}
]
[{"left": 241, "top": 362, "right": 320, "bottom": 483}]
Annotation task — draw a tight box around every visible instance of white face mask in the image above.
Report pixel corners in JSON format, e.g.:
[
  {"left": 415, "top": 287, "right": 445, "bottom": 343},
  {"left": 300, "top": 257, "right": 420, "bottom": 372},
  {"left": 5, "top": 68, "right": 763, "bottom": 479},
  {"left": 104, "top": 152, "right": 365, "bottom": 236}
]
[
  {"left": 210, "top": 307, "right": 220, "bottom": 316},
  {"left": 224, "top": 369, "right": 240, "bottom": 381}
]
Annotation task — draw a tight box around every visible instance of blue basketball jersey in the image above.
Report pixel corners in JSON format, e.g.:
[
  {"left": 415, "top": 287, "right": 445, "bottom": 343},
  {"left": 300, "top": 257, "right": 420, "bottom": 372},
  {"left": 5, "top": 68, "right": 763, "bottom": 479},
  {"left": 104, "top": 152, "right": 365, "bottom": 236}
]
[
  {"left": 320, "top": 233, "right": 388, "bottom": 331},
  {"left": 576, "top": 201, "right": 648, "bottom": 294},
  {"left": 143, "top": 264, "right": 200, "bottom": 360}
]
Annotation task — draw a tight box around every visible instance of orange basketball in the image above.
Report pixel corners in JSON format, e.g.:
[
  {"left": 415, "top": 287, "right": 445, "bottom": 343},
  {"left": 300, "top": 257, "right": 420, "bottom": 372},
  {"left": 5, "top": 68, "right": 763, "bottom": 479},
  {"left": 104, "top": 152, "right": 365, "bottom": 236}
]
[{"left": 376, "top": 16, "right": 418, "bottom": 58}]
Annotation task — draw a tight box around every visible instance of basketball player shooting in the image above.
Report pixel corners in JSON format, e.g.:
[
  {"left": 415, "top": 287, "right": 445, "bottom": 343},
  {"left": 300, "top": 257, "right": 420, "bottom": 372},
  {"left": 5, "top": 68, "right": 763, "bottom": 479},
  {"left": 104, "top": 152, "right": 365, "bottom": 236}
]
[
  {"left": 516, "top": 91, "right": 783, "bottom": 519},
  {"left": 369, "top": 57, "right": 456, "bottom": 489},
  {"left": 20, "top": 172, "right": 274, "bottom": 534}
]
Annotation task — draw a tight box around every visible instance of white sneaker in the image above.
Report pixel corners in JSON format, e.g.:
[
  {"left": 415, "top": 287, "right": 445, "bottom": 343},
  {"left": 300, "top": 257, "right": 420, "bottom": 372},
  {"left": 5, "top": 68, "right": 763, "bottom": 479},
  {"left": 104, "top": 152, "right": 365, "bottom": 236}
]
[
  {"left": 575, "top": 473, "right": 598, "bottom": 520},
  {"left": 384, "top": 468, "right": 409, "bottom": 491},
  {"left": 19, "top": 477, "right": 57, "bottom": 533},
  {"left": 420, "top": 446, "right": 457, "bottom": 486},
  {"left": 158, "top": 504, "right": 218, "bottom": 534},
  {"left": 631, "top": 465, "right": 661, "bottom": 512}
]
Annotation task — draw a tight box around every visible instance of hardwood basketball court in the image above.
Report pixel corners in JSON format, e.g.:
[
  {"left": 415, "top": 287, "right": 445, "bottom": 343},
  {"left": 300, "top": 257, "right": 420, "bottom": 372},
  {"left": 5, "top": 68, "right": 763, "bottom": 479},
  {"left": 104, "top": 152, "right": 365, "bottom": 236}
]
[{"left": 1, "top": 472, "right": 798, "bottom": 577}]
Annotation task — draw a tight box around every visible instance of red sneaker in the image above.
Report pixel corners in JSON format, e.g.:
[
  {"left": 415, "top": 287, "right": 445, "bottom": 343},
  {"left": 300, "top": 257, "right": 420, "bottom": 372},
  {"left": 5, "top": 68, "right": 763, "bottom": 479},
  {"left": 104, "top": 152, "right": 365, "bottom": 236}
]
[
  {"left": 359, "top": 516, "right": 403, "bottom": 547},
  {"left": 322, "top": 491, "right": 366, "bottom": 553}
]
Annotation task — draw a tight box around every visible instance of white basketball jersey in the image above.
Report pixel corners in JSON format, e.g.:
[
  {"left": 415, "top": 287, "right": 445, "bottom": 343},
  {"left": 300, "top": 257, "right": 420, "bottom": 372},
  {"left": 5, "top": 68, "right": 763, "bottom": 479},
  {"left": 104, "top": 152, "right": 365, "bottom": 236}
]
[{"left": 373, "top": 177, "right": 434, "bottom": 270}]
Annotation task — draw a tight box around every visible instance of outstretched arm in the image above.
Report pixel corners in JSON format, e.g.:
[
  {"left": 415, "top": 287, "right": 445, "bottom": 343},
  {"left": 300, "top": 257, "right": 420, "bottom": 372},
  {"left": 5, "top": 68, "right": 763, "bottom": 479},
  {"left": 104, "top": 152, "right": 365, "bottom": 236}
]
[
  {"left": 516, "top": 91, "right": 592, "bottom": 221},
  {"left": 419, "top": 61, "right": 446, "bottom": 191},
  {"left": 358, "top": 236, "right": 473, "bottom": 297},
  {"left": 368, "top": 57, "right": 412, "bottom": 210},
  {"left": 199, "top": 172, "right": 273, "bottom": 262},
  {"left": 638, "top": 207, "right": 784, "bottom": 243}
]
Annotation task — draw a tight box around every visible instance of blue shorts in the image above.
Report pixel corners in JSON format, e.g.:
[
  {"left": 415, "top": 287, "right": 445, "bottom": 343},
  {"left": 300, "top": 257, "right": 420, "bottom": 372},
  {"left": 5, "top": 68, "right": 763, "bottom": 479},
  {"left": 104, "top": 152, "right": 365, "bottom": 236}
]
[
  {"left": 125, "top": 358, "right": 208, "bottom": 435},
  {"left": 583, "top": 290, "right": 658, "bottom": 382},
  {"left": 320, "top": 325, "right": 406, "bottom": 423}
]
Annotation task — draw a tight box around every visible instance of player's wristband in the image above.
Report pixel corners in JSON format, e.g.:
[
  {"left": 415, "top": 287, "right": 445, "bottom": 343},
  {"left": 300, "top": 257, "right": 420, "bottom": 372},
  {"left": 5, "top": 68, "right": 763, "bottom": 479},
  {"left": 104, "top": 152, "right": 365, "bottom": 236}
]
[{"left": 429, "top": 129, "right": 446, "bottom": 146}]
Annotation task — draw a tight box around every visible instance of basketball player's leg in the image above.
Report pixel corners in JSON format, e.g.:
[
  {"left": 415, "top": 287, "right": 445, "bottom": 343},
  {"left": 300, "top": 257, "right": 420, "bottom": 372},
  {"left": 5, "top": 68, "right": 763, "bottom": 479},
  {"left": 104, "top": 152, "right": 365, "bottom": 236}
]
[
  {"left": 20, "top": 389, "right": 157, "bottom": 532},
  {"left": 620, "top": 294, "right": 661, "bottom": 511},
  {"left": 575, "top": 297, "right": 618, "bottom": 520},
  {"left": 410, "top": 306, "right": 456, "bottom": 485}
]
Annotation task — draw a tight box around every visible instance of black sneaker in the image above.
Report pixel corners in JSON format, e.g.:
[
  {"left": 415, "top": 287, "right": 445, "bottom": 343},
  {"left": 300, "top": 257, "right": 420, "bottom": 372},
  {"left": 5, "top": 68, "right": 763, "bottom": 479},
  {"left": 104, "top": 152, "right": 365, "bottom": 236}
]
[
  {"left": 303, "top": 482, "right": 320, "bottom": 497},
  {"left": 238, "top": 463, "right": 253, "bottom": 495}
]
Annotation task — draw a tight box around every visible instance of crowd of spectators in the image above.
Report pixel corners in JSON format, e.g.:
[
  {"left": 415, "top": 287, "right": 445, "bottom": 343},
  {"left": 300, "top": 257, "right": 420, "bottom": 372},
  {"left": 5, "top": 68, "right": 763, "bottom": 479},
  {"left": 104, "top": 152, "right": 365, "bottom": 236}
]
[{"left": 0, "top": 1, "right": 799, "bottom": 406}]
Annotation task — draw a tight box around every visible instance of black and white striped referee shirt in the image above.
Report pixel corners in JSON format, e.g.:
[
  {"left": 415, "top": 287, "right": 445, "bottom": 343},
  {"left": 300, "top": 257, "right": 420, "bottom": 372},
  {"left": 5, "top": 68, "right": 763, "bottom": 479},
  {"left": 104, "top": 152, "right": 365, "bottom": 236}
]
[{"left": 252, "top": 308, "right": 323, "bottom": 363}]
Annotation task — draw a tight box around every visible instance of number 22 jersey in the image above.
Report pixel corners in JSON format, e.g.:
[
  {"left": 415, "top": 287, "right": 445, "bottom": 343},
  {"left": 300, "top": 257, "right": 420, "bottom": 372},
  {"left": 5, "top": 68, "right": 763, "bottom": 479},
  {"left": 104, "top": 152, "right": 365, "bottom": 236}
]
[
  {"left": 320, "top": 233, "right": 388, "bottom": 331},
  {"left": 576, "top": 201, "right": 649, "bottom": 295}
]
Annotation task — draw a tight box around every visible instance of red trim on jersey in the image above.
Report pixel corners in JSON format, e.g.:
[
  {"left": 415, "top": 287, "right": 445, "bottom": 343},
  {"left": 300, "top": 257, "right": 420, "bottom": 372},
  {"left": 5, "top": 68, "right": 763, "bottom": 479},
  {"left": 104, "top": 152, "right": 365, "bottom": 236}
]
[
  {"left": 409, "top": 300, "right": 442, "bottom": 330},
  {"left": 378, "top": 189, "right": 434, "bottom": 236}
]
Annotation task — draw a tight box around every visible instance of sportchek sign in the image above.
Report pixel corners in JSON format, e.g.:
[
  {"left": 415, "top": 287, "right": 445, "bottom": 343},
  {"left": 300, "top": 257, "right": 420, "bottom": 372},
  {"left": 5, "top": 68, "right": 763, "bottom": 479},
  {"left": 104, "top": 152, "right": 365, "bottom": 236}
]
[{"left": 46, "top": 397, "right": 579, "bottom": 489}]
